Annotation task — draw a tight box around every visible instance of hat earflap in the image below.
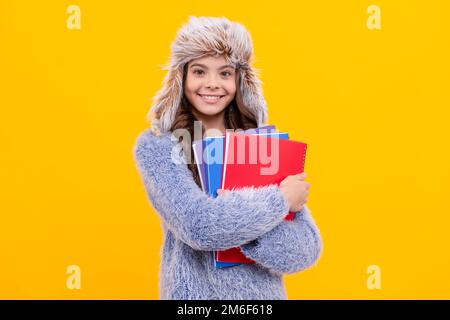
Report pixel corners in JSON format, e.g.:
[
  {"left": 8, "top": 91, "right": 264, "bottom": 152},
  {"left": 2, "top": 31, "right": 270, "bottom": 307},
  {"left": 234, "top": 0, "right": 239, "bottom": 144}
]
[
  {"left": 239, "top": 67, "right": 268, "bottom": 127},
  {"left": 148, "top": 64, "right": 185, "bottom": 133}
]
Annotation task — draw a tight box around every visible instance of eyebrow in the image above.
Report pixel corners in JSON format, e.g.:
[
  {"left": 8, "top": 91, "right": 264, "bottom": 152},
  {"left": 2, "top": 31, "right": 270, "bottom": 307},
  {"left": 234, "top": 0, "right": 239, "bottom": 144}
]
[{"left": 189, "top": 63, "right": 234, "bottom": 70}]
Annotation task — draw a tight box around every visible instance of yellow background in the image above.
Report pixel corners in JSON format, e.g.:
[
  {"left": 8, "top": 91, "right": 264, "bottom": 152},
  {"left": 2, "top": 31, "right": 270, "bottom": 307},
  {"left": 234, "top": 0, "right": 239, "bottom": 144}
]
[{"left": 1, "top": 0, "right": 449, "bottom": 299}]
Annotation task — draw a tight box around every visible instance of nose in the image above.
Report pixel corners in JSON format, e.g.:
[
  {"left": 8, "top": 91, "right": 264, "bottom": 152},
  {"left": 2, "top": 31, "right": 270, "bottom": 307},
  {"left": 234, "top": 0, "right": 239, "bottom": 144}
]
[{"left": 205, "top": 75, "right": 219, "bottom": 89}]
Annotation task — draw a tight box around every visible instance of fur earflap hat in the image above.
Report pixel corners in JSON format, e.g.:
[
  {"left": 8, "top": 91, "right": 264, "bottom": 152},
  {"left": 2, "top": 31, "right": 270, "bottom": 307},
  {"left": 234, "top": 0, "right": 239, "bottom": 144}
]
[{"left": 147, "top": 16, "right": 268, "bottom": 134}]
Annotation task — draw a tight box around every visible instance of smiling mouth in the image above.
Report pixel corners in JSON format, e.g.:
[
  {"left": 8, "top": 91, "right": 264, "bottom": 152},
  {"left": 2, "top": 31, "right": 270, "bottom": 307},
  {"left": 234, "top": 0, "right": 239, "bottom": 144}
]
[{"left": 197, "top": 94, "right": 225, "bottom": 103}]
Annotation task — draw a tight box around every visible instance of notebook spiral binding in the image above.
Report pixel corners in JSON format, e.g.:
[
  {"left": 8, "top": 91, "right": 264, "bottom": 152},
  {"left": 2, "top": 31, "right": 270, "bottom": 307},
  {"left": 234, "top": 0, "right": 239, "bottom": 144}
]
[{"left": 302, "top": 144, "right": 307, "bottom": 171}]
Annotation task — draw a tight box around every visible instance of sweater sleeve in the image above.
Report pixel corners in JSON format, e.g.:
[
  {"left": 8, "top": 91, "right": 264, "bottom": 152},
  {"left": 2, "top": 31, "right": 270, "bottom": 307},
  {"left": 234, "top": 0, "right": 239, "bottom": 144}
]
[
  {"left": 132, "top": 129, "right": 290, "bottom": 251},
  {"left": 240, "top": 204, "right": 323, "bottom": 275}
]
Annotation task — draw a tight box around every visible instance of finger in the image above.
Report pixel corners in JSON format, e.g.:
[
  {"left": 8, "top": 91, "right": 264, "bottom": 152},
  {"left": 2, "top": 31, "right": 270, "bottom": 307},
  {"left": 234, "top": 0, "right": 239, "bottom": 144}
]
[{"left": 294, "top": 173, "right": 307, "bottom": 180}]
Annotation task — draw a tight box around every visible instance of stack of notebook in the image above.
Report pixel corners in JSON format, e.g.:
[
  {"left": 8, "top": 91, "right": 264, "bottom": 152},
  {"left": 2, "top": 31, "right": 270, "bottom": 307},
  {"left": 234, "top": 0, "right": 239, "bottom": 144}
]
[{"left": 192, "top": 125, "right": 307, "bottom": 268}]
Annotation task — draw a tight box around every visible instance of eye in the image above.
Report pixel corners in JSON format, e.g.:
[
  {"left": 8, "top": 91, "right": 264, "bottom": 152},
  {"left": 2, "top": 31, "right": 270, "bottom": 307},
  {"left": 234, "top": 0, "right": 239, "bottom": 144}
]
[
  {"left": 222, "top": 71, "right": 232, "bottom": 77},
  {"left": 193, "top": 69, "right": 204, "bottom": 75}
]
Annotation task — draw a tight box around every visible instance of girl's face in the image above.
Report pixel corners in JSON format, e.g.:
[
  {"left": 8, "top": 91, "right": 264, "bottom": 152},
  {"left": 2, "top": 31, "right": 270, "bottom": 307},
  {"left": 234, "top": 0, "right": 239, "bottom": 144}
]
[{"left": 184, "top": 55, "right": 237, "bottom": 118}]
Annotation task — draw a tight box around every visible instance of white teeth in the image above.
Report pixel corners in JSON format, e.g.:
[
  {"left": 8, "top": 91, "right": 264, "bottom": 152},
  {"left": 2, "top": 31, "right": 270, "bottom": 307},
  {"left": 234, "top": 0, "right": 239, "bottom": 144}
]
[{"left": 200, "top": 95, "right": 222, "bottom": 101}]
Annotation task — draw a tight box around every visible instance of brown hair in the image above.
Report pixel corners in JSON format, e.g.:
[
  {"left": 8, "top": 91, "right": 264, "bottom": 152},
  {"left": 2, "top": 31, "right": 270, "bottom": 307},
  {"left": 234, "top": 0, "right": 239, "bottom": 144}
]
[{"left": 167, "top": 64, "right": 258, "bottom": 188}]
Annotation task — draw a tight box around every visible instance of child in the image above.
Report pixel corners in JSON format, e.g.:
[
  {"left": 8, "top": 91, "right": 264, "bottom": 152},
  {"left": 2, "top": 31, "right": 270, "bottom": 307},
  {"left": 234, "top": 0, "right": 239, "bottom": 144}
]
[{"left": 133, "top": 16, "right": 322, "bottom": 300}]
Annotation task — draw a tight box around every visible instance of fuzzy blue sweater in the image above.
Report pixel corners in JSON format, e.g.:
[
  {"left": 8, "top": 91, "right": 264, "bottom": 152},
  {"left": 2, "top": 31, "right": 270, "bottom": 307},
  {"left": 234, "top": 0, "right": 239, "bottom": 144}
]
[{"left": 133, "top": 128, "right": 323, "bottom": 300}]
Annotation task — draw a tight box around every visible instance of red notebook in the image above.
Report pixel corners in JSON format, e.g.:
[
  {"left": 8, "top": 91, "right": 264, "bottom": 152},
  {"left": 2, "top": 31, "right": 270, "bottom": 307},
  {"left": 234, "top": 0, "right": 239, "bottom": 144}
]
[{"left": 217, "top": 132, "right": 307, "bottom": 264}]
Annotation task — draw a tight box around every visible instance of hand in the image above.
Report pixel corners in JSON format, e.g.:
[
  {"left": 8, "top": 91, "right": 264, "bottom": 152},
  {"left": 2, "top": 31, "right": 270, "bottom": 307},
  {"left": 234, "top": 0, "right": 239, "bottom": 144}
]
[{"left": 279, "top": 172, "right": 310, "bottom": 212}]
